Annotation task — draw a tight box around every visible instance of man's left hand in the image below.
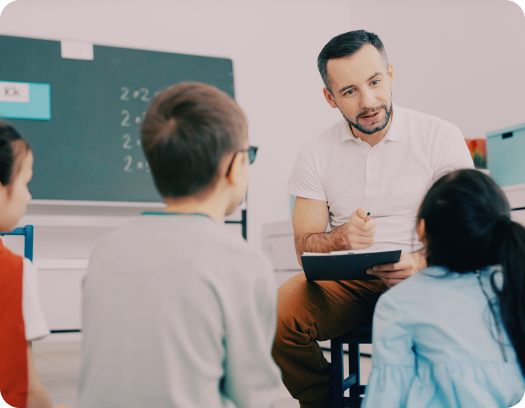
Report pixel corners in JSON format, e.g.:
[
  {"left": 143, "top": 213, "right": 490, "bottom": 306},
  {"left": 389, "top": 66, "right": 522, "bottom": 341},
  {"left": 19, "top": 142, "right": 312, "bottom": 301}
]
[{"left": 366, "top": 252, "right": 424, "bottom": 288}]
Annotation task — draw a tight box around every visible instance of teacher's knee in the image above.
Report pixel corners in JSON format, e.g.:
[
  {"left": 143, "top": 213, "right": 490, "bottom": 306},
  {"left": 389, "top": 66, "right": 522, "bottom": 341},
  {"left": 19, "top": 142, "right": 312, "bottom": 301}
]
[{"left": 275, "top": 273, "right": 310, "bottom": 339}]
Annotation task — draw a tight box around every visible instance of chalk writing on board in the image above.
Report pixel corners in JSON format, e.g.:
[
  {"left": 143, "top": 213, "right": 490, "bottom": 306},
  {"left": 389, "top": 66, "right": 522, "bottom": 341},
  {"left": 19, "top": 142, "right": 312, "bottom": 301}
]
[
  {"left": 122, "top": 134, "right": 132, "bottom": 149},
  {"left": 120, "top": 87, "right": 130, "bottom": 101},
  {"left": 120, "top": 86, "right": 160, "bottom": 173},
  {"left": 140, "top": 87, "right": 150, "bottom": 101},
  {"left": 124, "top": 87, "right": 151, "bottom": 102},
  {"left": 121, "top": 110, "right": 130, "bottom": 127},
  {"left": 124, "top": 155, "right": 133, "bottom": 172}
]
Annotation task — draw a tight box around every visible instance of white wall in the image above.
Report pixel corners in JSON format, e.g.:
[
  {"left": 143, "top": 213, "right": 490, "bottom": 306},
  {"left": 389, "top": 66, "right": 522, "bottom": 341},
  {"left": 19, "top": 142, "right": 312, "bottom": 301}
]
[
  {"left": 5, "top": 0, "right": 522, "bottom": 253},
  {"left": 350, "top": 0, "right": 525, "bottom": 140},
  {"left": 0, "top": 0, "right": 352, "bottom": 250},
  {"left": 2, "top": 1, "right": 524, "bottom": 333},
  {"left": 0, "top": 0, "right": 353, "bottom": 334}
]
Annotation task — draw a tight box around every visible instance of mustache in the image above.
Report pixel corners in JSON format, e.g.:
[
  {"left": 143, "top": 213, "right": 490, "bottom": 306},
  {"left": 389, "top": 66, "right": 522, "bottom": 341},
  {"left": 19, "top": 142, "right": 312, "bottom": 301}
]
[{"left": 357, "top": 105, "right": 387, "bottom": 119}]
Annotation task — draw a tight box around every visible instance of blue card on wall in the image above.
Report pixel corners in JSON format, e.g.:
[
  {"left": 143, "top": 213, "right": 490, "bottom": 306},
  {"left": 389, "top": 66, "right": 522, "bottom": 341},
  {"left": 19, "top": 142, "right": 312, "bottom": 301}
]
[{"left": 0, "top": 81, "right": 51, "bottom": 120}]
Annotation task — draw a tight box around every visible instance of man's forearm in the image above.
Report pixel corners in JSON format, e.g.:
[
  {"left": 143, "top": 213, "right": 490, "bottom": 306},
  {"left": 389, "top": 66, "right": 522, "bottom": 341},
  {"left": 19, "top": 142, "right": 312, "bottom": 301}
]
[{"left": 295, "top": 226, "right": 348, "bottom": 258}]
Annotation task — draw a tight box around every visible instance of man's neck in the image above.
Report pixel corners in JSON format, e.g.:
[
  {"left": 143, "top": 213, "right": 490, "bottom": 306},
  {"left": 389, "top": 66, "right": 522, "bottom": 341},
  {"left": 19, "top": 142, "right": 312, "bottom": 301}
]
[{"left": 350, "top": 108, "right": 394, "bottom": 148}]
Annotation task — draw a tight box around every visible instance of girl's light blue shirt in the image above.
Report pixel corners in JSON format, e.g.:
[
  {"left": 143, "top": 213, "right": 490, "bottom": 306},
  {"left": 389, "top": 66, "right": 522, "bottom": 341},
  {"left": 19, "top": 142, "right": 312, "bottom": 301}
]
[{"left": 362, "top": 266, "right": 525, "bottom": 408}]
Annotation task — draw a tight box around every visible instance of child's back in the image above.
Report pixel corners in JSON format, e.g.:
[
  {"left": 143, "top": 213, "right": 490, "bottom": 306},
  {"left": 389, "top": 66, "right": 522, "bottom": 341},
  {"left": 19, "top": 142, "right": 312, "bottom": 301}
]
[
  {"left": 78, "top": 82, "right": 281, "bottom": 408},
  {"left": 79, "top": 213, "right": 279, "bottom": 408},
  {"left": 363, "top": 265, "right": 524, "bottom": 408},
  {"left": 362, "top": 169, "right": 525, "bottom": 408}
]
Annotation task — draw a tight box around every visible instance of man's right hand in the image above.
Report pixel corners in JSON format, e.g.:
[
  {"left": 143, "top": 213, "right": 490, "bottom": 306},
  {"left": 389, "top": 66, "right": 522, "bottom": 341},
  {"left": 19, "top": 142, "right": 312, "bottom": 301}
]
[
  {"left": 293, "top": 198, "right": 377, "bottom": 267},
  {"left": 337, "top": 207, "right": 376, "bottom": 250}
]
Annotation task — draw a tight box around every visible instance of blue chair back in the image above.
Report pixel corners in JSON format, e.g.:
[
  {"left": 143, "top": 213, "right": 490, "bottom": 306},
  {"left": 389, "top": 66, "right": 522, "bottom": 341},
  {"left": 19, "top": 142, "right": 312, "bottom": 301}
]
[{"left": 0, "top": 225, "right": 34, "bottom": 261}]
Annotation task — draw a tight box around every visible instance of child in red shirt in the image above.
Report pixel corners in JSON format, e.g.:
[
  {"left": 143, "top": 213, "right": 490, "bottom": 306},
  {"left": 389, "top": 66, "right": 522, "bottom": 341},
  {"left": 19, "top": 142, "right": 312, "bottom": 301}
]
[{"left": 0, "top": 123, "right": 68, "bottom": 408}]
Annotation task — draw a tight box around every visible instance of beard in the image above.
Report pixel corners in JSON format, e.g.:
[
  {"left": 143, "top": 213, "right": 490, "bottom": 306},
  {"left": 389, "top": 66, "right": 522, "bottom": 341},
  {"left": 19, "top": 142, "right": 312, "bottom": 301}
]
[{"left": 341, "top": 100, "right": 393, "bottom": 136}]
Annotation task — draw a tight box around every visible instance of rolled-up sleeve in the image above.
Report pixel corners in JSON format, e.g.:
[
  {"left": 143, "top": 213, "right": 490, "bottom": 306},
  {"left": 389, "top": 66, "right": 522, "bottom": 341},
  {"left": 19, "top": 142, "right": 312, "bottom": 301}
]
[
  {"left": 289, "top": 142, "right": 327, "bottom": 202},
  {"left": 361, "top": 293, "right": 416, "bottom": 408}
]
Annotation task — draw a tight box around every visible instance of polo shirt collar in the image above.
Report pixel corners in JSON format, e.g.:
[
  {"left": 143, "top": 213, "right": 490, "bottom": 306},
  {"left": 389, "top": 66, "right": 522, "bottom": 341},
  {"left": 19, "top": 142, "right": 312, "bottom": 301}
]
[
  {"left": 339, "top": 103, "right": 403, "bottom": 143},
  {"left": 383, "top": 103, "right": 403, "bottom": 142}
]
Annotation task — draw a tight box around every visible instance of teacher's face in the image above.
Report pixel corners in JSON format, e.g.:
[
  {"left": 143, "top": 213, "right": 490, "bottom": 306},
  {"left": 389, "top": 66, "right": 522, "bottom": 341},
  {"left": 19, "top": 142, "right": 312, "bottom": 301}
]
[{"left": 323, "top": 44, "right": 395, "bottom": 135}]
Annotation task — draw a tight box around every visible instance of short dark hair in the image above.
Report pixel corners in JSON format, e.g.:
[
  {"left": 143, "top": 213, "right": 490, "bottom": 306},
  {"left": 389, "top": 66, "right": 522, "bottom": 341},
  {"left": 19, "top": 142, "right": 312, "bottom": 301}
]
[
  {"left": 141, "top": 82, "right": 247, "bottom": 199},
  {"left": 0, "top": 121, "right": 30, "bottom": 185},
  {"left": 317, "top": 30, "right": 389, "bottom": 93}
]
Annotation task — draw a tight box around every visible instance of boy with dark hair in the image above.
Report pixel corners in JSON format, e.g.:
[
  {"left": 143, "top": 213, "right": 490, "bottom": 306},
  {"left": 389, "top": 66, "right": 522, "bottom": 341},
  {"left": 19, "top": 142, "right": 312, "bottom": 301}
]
[{"left": 78, "top": 83, "right": 281, "bottom": 408}]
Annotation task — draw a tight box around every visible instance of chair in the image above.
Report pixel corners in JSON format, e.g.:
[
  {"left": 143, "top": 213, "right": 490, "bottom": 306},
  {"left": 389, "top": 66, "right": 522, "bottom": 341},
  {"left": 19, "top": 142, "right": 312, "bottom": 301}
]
[
  {"left": 0, "top": 225, "right": 34, "bottom": 261},
  {"left": 331, "top": 327, "right": 372, "bottom": 408}
]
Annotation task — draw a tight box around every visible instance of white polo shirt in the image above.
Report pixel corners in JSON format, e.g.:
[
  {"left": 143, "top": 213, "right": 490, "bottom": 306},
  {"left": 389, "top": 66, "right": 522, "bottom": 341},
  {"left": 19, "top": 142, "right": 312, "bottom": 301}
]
[{"left": 290, "top": 104, "right": 474, "bottom": 254}]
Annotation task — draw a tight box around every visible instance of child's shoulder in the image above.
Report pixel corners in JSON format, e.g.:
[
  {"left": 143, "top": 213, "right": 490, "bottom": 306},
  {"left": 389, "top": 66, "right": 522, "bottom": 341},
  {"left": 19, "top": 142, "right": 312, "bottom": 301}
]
[
  {"left": 93, "top": 214, "right": 273, "bottom": 277},
  {"left": 378, "top": 266, "right": 461, "bottom": 305}
]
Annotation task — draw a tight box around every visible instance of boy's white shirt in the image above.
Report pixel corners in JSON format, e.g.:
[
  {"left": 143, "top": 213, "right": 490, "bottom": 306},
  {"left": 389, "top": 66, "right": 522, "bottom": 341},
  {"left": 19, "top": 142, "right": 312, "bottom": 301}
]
[{"left": 22, "top": 258, "right": 50, "bottom": 341}]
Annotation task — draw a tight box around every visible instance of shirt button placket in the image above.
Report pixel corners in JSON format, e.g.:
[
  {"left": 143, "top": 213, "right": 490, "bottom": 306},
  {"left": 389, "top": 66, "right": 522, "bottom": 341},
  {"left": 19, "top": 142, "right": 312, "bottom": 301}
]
[{"left": 366, "top": 150, "right": 379, "bottom": 195}]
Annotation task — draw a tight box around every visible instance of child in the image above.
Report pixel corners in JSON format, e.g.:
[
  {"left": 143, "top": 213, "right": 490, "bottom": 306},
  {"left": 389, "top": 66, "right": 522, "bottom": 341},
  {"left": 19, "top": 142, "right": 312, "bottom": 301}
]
[
  {"left": 0, "top": 123, "right": 68, "bottom": 408},
  {"left": 78, "top": 83, "right": 281, "bottom": 408},
  {"left": 362, "top": 169, "right": 525, "bottom": 408}
]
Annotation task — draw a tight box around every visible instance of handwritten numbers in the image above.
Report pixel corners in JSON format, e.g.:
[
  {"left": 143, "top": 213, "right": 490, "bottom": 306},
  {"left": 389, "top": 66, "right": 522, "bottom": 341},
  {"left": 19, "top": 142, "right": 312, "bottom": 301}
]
[
  {"left": 120, "top": 87, "right": 130, "bottom": 101},
  {"left": 120, "top": 87, "right": 159, "bottom": 174},
  {"left": 121, "top": 110, "right": 131, "bottom": 127},
  {"left": 124, "top": 155, "right": 133, "bottom": 172},
  {"left": 121, "top": 86, "right": 159, "bottom": 102},
  {"left": 140, "top": 87, "right": 150, "bottom": 102},
  {"left": 122, "top": 134, "right": 132, "bottom": 149}
]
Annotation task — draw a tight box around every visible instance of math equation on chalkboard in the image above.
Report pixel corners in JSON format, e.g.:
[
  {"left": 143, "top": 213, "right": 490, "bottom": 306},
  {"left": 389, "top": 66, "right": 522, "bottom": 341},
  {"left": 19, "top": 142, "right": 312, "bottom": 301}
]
[{"left": 119, "top": 86, "right": 162, "bottom": 174}]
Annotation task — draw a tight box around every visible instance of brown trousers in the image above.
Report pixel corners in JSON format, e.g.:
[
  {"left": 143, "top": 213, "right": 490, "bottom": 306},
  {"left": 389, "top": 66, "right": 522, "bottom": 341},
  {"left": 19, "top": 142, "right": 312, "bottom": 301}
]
[{"left": 272, "top": 273, "right": 388, "bottom": 408}]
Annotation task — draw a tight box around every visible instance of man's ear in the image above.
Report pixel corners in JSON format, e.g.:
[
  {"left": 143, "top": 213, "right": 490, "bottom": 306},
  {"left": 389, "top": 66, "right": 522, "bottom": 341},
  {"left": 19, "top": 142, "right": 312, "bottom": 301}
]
[
  {"left": 226, "top": 152, "right": 246, "bottom": 186},
  {"left": 388, "top": 63, "right": 395, "bottom": 89},
  {"left": 416, "top": 218, "right": 426, "bottom": 243},
  {"left": 323, "top": 87, "right": 338, "bottom": 109}
]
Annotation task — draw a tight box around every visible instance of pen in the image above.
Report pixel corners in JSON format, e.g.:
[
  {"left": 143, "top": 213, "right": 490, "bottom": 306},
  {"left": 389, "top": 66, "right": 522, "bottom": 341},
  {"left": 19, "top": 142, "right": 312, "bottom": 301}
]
[{"left": 364, "top": 212, "right": 370, "bottom": 222}]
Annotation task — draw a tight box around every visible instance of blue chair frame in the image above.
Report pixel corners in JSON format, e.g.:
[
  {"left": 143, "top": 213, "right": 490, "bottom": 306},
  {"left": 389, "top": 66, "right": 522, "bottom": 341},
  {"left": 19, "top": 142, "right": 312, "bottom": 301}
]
[
  {"left": 331, "top": 327, "right": 372, "bottom": 408},
  {"left": 0, "top": 225, "right": 34, "bottom": 261}
]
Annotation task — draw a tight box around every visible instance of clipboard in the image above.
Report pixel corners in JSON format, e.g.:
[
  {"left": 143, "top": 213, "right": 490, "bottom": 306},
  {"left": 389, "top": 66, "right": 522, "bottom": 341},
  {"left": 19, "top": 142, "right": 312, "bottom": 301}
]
[{"left": 301, "top": 250, "right": 402, "bottom": 281}]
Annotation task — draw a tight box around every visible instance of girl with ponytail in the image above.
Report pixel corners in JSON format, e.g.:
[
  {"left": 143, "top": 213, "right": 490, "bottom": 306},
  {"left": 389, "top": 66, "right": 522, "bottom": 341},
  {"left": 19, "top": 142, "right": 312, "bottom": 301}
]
[
  {"left": 362, "top": 168, "right": 525, "bottom": 408},
  {"left": 0, "top": 122, "right": 68, "bottom": 408}
]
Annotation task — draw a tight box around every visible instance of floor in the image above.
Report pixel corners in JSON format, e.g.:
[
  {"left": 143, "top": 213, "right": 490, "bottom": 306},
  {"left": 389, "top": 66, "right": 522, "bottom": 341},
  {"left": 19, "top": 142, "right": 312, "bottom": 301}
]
[{"left": 33, "top": 340, "right": 372, "bottom": 408}]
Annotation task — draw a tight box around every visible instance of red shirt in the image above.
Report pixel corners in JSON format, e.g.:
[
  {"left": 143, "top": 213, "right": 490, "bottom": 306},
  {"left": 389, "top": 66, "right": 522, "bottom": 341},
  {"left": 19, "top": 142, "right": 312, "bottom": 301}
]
[{"left": 0, "top": 240, "right": 27, "bottom": 408}]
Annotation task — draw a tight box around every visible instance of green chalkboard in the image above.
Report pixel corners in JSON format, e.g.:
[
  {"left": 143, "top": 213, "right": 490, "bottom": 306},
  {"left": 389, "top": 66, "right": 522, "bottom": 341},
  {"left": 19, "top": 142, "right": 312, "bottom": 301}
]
[{"left": 0, "top": 35, "right": 234, "bottom": 203}]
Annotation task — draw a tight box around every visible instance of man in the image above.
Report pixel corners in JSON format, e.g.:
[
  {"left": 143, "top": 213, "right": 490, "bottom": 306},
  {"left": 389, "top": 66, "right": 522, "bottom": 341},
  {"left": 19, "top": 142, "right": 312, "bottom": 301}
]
[
  {"left": 78, "top": 83, "right": 281, "bottom": 408},
  {"left": 272, "top": 30, "right": 474, "bottom": 408}
]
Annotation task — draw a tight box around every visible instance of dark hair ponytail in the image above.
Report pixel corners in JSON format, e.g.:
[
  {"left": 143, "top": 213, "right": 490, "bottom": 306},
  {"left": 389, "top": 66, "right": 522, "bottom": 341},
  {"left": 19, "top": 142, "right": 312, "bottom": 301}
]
[
  {"left": 0, "top": 122, "right": 30, "bottom": 185},
  {"left": 419, "top": 169, "right": 525, "bottom": 375},
  {"left": 495, "top": 221, "right": 525, "bottom": 376}
]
